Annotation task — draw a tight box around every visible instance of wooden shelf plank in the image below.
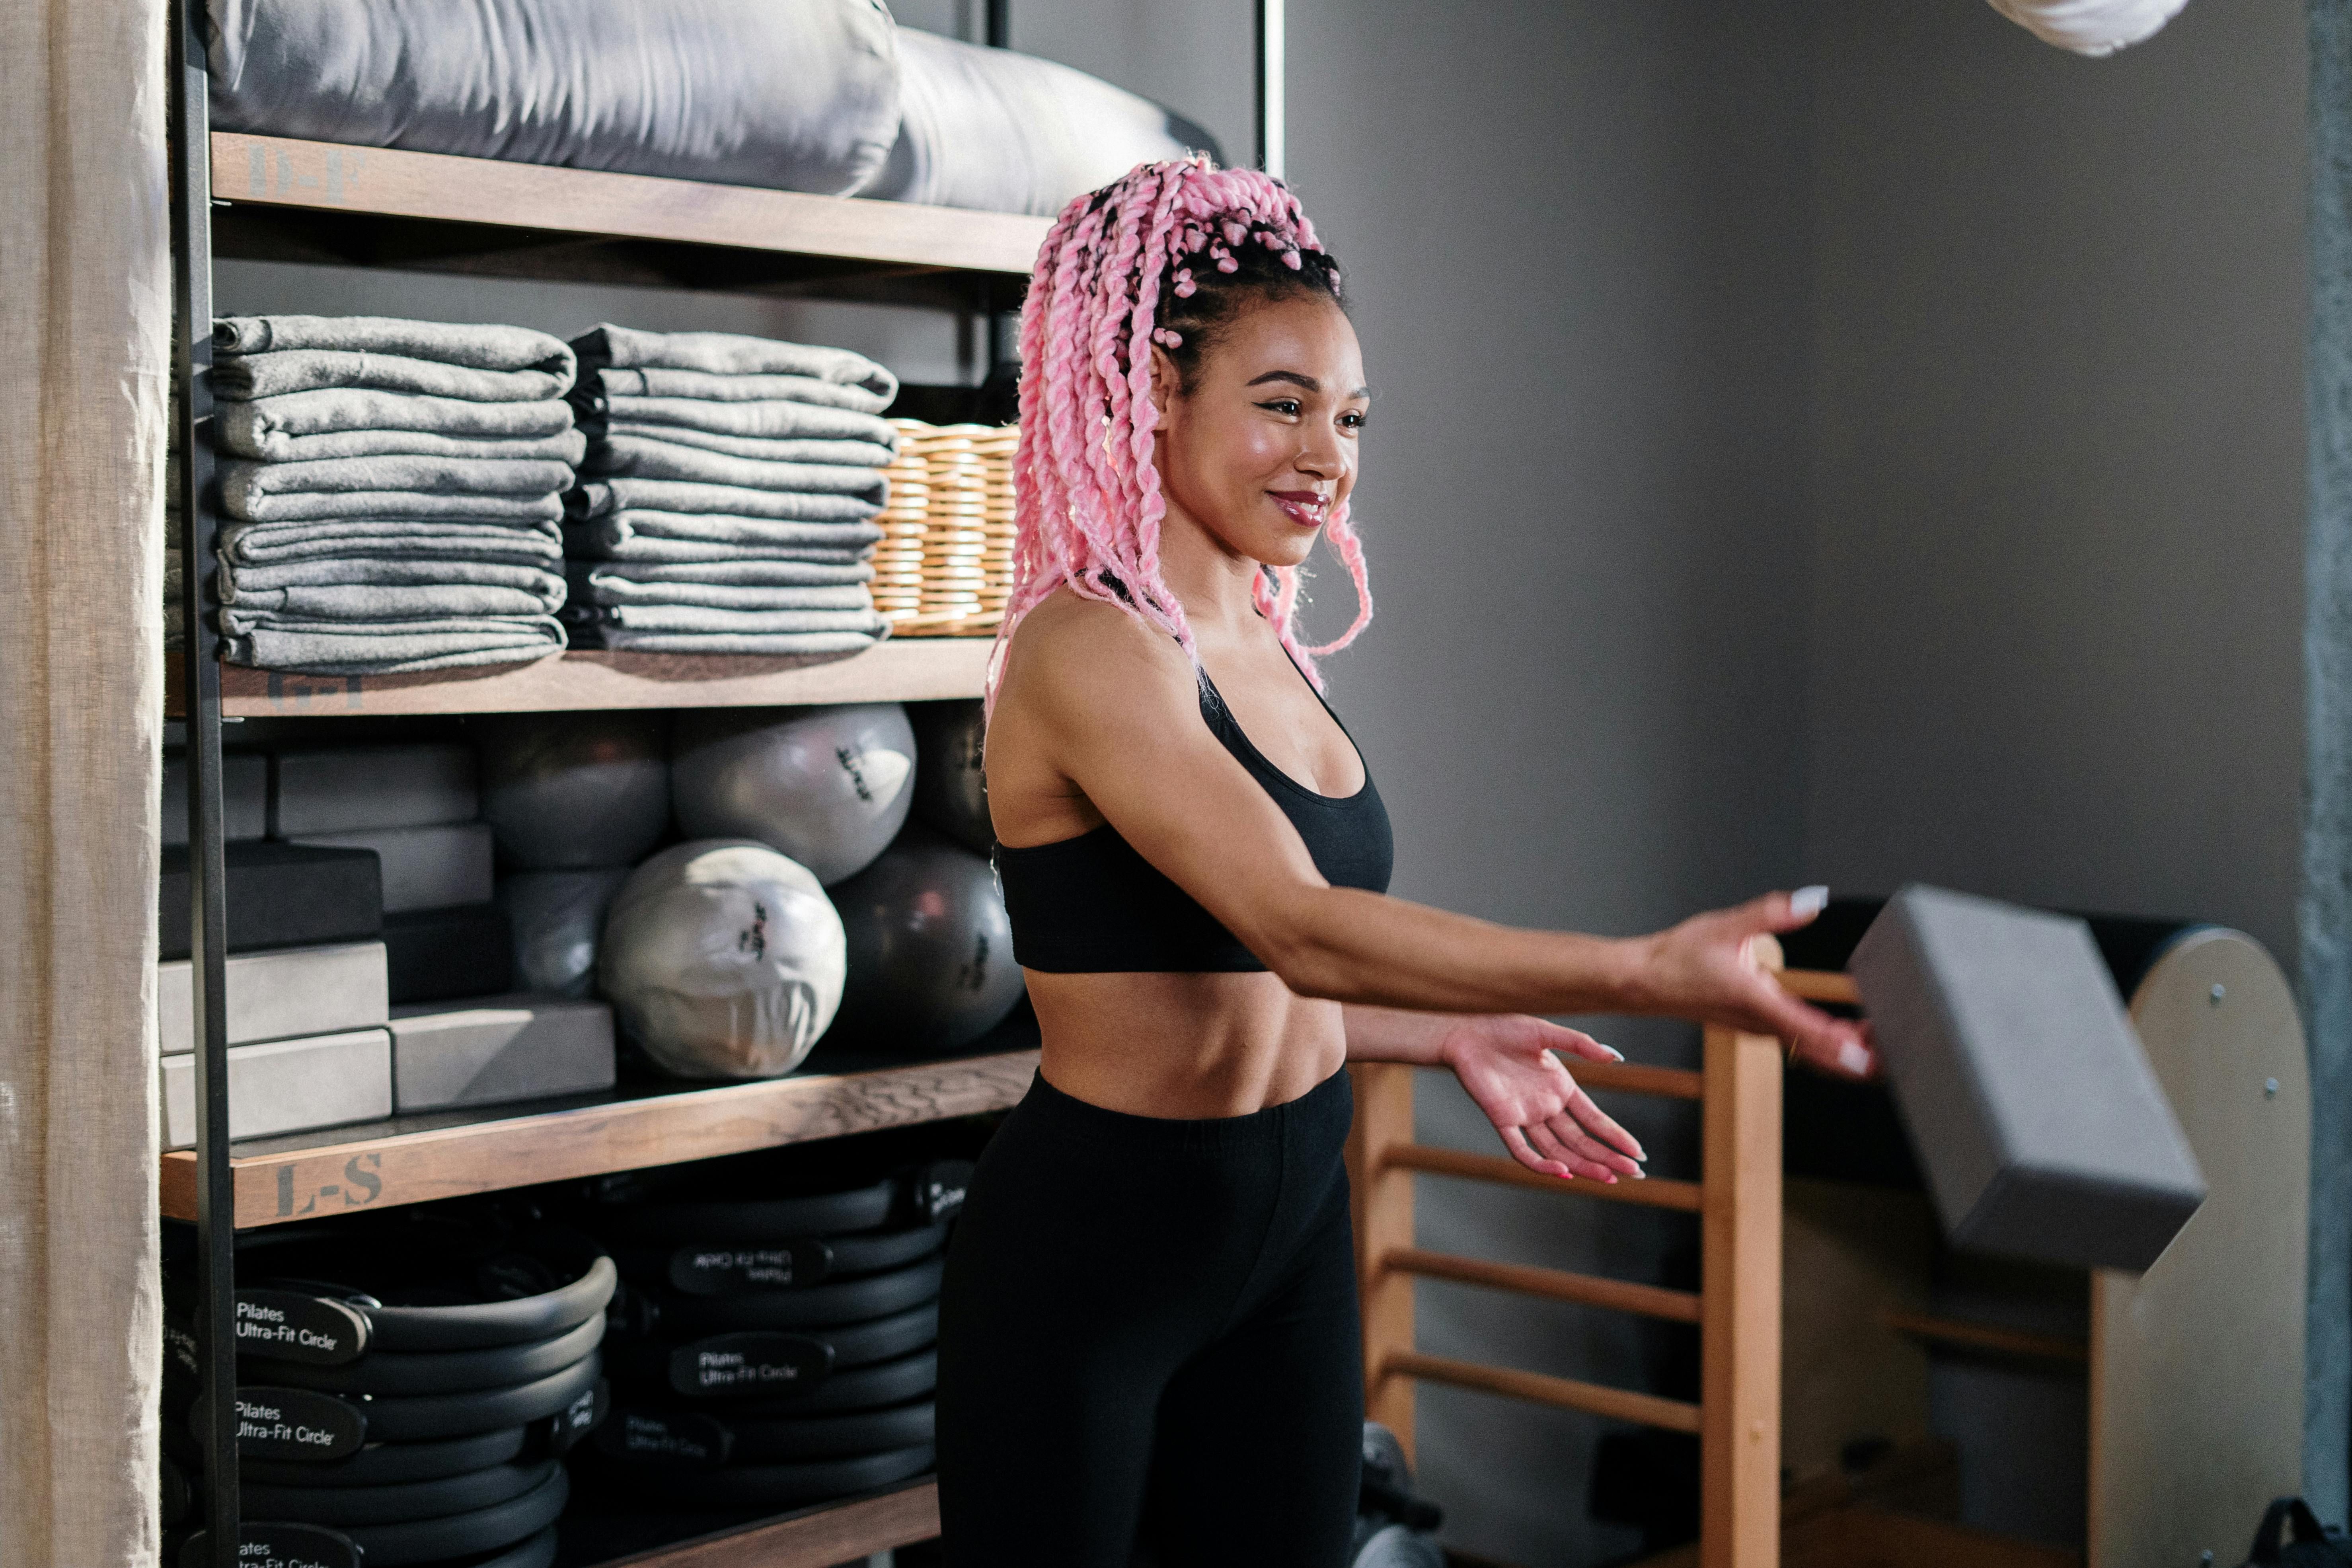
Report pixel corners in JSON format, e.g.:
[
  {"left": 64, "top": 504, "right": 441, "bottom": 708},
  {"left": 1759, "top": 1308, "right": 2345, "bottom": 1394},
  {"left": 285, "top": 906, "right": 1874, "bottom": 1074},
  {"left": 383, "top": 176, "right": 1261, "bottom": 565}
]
[
  {"left": 168, "top": 639, "right": 991, "bottom": 719},
  {"left": 159, "top": 1049, "right": 1037, "bottom": 1228},
  {"left": 213, "top": 133, "right": 1049, "bottom": 276},
  {"left": 595, "top": 1480, "right": 939, "bottom": 1568}
]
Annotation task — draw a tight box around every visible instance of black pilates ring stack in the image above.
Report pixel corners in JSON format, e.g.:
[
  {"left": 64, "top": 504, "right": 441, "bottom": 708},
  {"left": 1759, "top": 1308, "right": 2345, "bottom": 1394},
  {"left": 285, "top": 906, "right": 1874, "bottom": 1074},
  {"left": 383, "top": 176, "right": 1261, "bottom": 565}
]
[
  {"left": 164, "top": 1227, "right": 614, "bottom": 1568},
  {"left": 578, "top": 1157, "right": 970, "bottom": 1510}
]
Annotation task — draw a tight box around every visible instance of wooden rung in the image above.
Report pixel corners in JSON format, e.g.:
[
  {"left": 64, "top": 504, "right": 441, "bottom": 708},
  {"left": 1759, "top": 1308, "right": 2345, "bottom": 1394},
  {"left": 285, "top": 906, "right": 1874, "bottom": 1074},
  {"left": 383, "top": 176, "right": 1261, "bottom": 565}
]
[
  {"left": 1564, "top": 1060, "right": 1705, "bottom": 1100},
  {"left": 1882, "top": 1309, "right": 2089, "bottom": 1365},
  {"left": 1380, "top": 1349, "right": 1702, "bottom": 1434},
  {"left": 1385, "top": 1143, "right": 1703, "bottom": 1213},
  {"left": 1382, "top": 1247, "right": 1701, "bottom": 1324},
  {"left": 1782, "top": 968, "right": 1859, "bottom": 1005}
]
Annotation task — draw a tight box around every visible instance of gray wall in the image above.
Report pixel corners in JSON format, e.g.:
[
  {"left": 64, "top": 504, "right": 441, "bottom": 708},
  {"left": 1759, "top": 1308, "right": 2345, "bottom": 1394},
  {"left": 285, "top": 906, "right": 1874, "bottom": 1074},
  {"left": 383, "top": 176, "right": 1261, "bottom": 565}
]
[{"left": 1801, "top": 0, "right": 2307, "bottom": 965}]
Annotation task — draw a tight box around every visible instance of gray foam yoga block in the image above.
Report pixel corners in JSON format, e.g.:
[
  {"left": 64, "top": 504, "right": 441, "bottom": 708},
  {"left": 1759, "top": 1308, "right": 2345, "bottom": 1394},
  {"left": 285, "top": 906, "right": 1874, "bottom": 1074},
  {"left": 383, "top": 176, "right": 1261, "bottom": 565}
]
[
  {"left": 159, "top": 1028, "right": 393, "bottom": 1149},
  {"left": 389, "top": 993, "right": 616, "bottom": 1112},
  {"left": 162, "top": 753, "right": 269, "bottom": 846},
  {"left": 290, "top": 822, "right": 495, "bottom": 914},
  {"left": 270, "top": 743, "right": 478, "bottom": 836},
  {"left": 1851, "top": 884, "right": 2207, "bottom": 1272},
  {"left": 156, "top": 941, "right": 388, "bottom": 1056}
]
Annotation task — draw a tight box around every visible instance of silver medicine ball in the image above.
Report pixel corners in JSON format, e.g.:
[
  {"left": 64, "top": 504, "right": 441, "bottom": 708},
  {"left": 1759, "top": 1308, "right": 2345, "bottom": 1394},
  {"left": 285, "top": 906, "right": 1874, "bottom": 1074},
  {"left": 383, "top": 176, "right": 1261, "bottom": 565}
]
[
  {"left": 670, "top": 704, "right": 916, "bottom": 886},
  {"left": 598, "top": 840, "right": 847, "bottom": 1080}
]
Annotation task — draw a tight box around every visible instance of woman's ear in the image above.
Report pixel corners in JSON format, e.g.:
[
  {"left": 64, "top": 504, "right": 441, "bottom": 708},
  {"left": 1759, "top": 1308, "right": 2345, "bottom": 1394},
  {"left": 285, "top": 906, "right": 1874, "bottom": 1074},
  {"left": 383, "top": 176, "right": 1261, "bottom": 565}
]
[{"left": 1148, "top": 344, "right": 1179, "bottom": 422}]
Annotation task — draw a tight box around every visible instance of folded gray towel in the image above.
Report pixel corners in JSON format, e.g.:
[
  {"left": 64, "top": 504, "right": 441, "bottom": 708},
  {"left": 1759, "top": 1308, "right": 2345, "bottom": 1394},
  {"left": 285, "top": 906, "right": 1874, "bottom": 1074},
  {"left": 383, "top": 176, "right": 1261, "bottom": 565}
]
[
  {"left": 220, "top": 392, "right": 577, "bottom": 447},
  {"left": 567, "top": 479, "right": 883, "bottom": 525},
  {"left": 577, "top": 557, "right": 873, "bottom": 587},
  {"left": 223, "top": 489, "right": 568, "bottom": 526},
  {"left": 572, "top": 325, "right": 895, "bottom": 403},
  {"left": 221, "top": 454, "right": 577, "bottom": 501},
  {"left": 567, "top": 603, "right": 890, "bottom": 635},
  {"left": 222, "top": 617, "right": 566, "bottom": 675},
  {"left": 566, "top": 571, "right": 873, "bottom": 613},
  {"left": 222, "top": 581, "right": 566, "bottom": 619},
  {"left": 585, "top": 366, "right": 893, "bottom": 415},
  {"left": 216, "top": 316, "right": 576, "bottom": 377},
  {"left": 577, "top": 628, "right": 885, "bottom": 656},
  {"left": 216, "top": 422, "right": 585, "bottom": 466},
  {"left": 581, "top": 434, "right": 888, "bottom": 500},
  {"left": 221, "top": 519, "right": 565, "bottom": 567},
  {"left": 222, "top": 557, "right": 569, "bottom": 596},
  {"left": 213, "top": 351, "right": 572, "bottom": 403},
  {"left": 594, "top": 423, "right": 893, "bottom": 468},
  {"left": 592, "top": 395, "right": 896, "bottom": 446},
  {"left": 563, "top": 509, "right": 884, "bottom": 553},
  {"left": 562, "top": 530, "right": 874, "bottom": 567}
]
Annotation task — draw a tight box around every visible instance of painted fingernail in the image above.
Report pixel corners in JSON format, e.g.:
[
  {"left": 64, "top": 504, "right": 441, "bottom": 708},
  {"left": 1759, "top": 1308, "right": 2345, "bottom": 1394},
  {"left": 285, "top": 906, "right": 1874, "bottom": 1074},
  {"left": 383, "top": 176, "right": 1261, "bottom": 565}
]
[
  {"left": 1839, "top": 1040, "right": 1873, "bottom": 1077},
  {"left": 1631, "top": 1165, "right": 1647, "bottom": 1178},
  {"left": 1791, "top": 885, "right": 1830, "bottom": 920},
  {"left": 1602, "top": 1044, "right": 1625, "bottom": 1062}
]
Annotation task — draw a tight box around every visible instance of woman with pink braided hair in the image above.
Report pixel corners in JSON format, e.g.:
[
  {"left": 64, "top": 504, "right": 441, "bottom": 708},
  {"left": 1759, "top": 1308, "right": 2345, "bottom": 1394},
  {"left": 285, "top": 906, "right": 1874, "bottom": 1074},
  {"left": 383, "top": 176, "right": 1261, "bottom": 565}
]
[{"left": 936, "top": 160, "right": 1873, "bottom": 1566}]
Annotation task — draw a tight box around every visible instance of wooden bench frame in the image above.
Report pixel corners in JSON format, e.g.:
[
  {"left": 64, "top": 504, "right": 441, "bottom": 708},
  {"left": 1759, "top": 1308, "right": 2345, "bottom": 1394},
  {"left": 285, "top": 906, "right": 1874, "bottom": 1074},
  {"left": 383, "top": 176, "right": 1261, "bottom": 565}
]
[{"left": 1347, "top": 969, "right": 1857, "bottom": 1568}]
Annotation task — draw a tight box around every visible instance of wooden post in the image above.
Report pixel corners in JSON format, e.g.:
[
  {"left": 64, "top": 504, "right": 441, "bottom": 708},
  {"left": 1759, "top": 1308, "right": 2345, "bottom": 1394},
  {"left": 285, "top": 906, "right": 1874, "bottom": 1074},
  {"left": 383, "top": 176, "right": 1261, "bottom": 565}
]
[
  {"left": 1348, "top": 1061, "right": 1418, "bottom": 1458},
  {"left": 1701, "top": 1025, "right": 1783, "bottom": 1568}
]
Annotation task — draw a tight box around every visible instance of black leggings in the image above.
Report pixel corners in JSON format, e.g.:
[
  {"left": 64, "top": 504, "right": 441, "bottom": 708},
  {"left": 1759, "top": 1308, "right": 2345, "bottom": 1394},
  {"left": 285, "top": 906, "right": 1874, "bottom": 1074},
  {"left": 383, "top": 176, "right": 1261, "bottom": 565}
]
[{"left": 936, "top": 1067, "right": 1363, "bottom": 1568}]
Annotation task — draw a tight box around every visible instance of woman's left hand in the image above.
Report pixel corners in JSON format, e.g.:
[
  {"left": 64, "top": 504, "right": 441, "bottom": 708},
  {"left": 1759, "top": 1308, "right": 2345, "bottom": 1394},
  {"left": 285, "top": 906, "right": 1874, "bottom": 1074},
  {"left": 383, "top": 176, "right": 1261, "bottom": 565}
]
[{"left": 1440, "top": 1015, "right": 1647, "bottom": 1182}]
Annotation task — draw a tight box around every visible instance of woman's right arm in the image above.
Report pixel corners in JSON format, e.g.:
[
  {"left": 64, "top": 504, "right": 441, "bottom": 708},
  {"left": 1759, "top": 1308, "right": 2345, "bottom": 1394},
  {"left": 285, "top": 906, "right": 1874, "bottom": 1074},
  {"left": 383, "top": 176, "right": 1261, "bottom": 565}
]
[{"left": 998, "top": 603, "right": 1873, "bottom": 1078}]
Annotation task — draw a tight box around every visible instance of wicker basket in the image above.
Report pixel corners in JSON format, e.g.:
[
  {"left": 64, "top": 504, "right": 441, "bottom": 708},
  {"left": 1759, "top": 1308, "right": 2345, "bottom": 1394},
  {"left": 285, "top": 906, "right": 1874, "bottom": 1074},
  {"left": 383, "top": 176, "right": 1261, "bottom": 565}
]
[{"left": 877, "top": 420, "right": 1018, "bottom": 637}]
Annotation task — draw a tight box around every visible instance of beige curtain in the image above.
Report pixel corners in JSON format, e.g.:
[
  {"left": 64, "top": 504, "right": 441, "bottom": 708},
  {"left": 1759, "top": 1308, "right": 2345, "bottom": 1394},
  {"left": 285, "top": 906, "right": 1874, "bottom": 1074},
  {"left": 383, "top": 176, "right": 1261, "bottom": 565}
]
[{"left": 0, "top": 0, "right": 171, "bottom": 1563}]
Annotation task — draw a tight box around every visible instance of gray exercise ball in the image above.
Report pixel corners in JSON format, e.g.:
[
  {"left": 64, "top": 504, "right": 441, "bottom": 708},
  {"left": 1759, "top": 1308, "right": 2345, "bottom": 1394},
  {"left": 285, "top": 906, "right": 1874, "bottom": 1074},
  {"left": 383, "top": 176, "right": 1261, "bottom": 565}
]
[
  {"left": 670, "top": 704, "right": 916, "bottom": 886},
  {"left": 598, "top": 840, "right": 846, "bottom": 1080},
  {"left": 477, "top": 711, "right": 670, "bottom": 871},
  {"left": 910, "top": 700, "right": 992, "bottom": 855},
  {"left": 497, "top": 867, "right": 634, "bottom": 999},
  {"left": 823, "top": 825, "right": 1025, "bottom": 1056}
]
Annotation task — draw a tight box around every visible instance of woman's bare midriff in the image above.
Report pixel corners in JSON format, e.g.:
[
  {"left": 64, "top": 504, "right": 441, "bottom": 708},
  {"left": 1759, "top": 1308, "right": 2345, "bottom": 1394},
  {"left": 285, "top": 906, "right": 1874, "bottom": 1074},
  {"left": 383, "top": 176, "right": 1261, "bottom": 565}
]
[{"left": 1027, "top": 968, "right": 1347, "bottom": 1119}]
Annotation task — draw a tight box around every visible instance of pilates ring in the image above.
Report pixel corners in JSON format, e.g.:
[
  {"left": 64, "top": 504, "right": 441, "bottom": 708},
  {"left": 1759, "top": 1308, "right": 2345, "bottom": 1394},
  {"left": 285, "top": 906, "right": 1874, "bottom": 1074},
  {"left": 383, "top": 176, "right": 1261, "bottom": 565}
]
[
  {"left": 469, "top": 1525, "right": 559, "bottom": 1568},
  {"left": 243, "top": 1457, "right": 558, "bottom": 1527},
  {"left": 245, "top": 1313, "right": 604, "bottom": 1396},
  {"left": 588, "top": 1158, "right": 974, "bottom": 1246},
  {"left": 718, "top": 1346, "right": 937, "bottom": 1418},
  {"left": 598, "top": 1397, "right": 935, "bottom": 1469},
  {"left": 337, "top": 1465, "right": 569, "bottom": 1567},
  {"left": 612, "top": 1220, "right": 949, "bottom": 1295},
  {"left": 651, "top": 1254, "right": 943, "bottom": 1335},
  {"left": 585, "top": 1442, "right": 935, "bottom": 1509},
  {"left": 175, "top": 1523, "right": 359, "bottom": 1568},
  {"left": 358, "top": 1352, "right": 602, "bottom": 1443},
  {"left": 160, "top": 1455, "right": 192, "bottom": 1529},
  {"left": 254, "top": 1254, "right": 618, "bottom": 1353},
  {"left": 612, "top": 1302, "right": 939, "bottom": 1401},
  {"left": 242, "top": 1425, "right": 528, "bottom": 1488},
  {"left": 187, "top": 1385, "right": 370, "bottom": 1462}
]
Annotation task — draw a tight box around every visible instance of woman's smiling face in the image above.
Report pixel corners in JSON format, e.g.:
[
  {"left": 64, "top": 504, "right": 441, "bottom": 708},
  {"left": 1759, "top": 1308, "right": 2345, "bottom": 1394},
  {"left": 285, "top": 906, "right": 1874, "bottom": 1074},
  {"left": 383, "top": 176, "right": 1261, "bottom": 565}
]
[{"left": 1150, "top": 291, "right": 1368, "bottom": 571}]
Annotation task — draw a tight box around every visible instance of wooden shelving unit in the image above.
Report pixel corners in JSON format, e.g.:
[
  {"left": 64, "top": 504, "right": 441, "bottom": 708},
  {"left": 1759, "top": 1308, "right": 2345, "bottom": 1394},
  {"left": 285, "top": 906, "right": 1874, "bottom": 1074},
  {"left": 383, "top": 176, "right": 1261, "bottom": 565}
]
[
  {"left": 159, "top": 1047, "right": 1037, "bottom": 1229},
  {"left": 168, "top": 638, "right": 992, "bottom": 719},
  {"left": 171, "top": 81, "right": 1062, "bottom": 1568}
]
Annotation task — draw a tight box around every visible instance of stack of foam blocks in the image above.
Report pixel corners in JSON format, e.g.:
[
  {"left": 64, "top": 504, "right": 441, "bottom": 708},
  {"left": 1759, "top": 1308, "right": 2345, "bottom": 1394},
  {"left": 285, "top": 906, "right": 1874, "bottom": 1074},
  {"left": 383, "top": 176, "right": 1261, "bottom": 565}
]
[{"left": 157, "top": 740, "right": 618, "bottom": 1146}]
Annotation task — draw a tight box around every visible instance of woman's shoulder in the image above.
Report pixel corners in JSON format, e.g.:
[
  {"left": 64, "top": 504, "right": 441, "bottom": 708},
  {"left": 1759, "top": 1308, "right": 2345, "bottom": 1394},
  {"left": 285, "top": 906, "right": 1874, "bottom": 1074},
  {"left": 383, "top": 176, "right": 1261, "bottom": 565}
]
[{"left": 1000, "top": 588, "right": 1195, "bottom": 717}]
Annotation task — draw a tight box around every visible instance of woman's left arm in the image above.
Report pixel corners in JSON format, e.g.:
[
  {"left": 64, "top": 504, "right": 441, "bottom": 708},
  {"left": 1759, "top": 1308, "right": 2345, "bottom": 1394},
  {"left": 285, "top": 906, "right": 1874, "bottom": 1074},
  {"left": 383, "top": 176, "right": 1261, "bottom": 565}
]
[{"left": 1342, "top": 1005, "right": 1646, "bottom": 1183}]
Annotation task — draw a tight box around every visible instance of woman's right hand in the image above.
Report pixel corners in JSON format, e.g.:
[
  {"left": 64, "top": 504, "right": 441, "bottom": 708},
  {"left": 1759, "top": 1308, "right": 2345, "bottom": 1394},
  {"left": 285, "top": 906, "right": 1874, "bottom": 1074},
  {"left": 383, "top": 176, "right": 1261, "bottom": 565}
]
[{"left": 1629, "top": 888, "right": 1876, "bottom": 1079}]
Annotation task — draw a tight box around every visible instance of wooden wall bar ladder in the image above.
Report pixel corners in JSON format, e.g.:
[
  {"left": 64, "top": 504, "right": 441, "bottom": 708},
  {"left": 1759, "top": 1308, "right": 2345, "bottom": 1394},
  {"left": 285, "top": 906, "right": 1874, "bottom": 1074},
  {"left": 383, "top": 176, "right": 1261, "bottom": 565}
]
[{"left": 1347, "top": 968, "right": 1859, "bottom": 1568}]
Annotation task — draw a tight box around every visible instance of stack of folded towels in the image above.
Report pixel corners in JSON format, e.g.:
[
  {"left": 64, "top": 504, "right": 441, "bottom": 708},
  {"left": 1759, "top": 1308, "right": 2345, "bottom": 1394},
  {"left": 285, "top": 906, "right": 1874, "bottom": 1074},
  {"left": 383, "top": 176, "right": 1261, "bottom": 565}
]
[
  {"left": 207, "top": 316, "right": 583, "bottom": 674},
  {"left": 561, "top": 324, "right": 898, "bottom": 656}
]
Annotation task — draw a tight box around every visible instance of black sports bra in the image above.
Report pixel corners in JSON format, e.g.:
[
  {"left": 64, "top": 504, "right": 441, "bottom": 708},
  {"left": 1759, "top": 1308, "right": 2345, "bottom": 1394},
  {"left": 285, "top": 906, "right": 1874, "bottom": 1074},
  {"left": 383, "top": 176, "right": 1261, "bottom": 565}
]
[{"left": 993, "top": 661, "right": 1393, "bottom": 974}]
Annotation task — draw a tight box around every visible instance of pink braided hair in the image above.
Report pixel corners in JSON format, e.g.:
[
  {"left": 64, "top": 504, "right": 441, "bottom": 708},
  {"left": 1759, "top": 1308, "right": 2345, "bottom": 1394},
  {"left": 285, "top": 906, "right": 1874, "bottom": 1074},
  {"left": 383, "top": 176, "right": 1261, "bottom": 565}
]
[{"left": 983, "top": 159, "right": 1373, "bottom": 713}]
